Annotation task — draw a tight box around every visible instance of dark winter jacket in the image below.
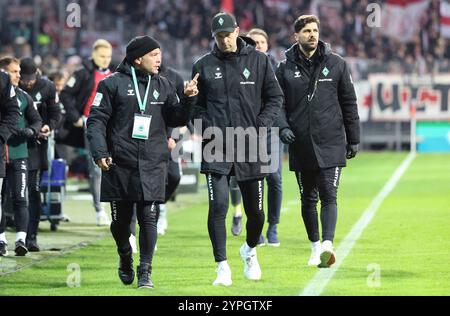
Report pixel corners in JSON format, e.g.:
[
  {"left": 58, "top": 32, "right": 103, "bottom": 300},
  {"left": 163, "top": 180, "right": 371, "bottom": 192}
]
[
  {"left": 276, "top": 41, "right": 360, "bottom": 171},
  {"left": 191, "top": 37, "right": 283, "bottom": 181},
  {"left": 59, "top": 59, "right": 114, "bottom": 148},
  {"left": 86, "top": 59, "right": 195, "bottom": 202},
  {"left": 7, "top": 87, "right": 42, "bottom": 160},
  {"left": 0, "top": 71, "right": 20, "bottom": 177},
  {"left": 19, "top": 76, "right": 62, "bottom": 170}
]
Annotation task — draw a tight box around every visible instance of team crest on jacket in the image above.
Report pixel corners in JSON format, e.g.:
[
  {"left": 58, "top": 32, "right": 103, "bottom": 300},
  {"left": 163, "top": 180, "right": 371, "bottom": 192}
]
[
  {"left": 322, "top": 67, "right": 329, "bottom": 77},
  {"left": 153, "top": 89, "right": 160, "bottom": 100},
  {"left": 243, "top": 68, "right": 251, "bottom": 80},
  {"left": 294, "top": 71, "right": 301, "bottom": 78}
]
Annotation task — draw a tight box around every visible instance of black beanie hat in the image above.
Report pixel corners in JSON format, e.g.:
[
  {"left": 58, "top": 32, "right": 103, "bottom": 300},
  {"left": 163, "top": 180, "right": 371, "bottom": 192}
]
[
  {"left": 20, "top": 57, "right": 38, "bottom": 81},
  {"left": 126, "top": 36, "right": 160, "bottom": 62}
]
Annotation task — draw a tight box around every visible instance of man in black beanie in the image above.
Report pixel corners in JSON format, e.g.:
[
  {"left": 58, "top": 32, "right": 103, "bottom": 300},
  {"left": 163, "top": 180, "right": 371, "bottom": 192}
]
[{"left": 87, "top": 35, "right": 199, "bottom": 289}]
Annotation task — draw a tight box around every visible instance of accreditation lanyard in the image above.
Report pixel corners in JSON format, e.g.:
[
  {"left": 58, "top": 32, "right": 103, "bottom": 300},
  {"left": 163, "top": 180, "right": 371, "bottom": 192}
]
[{"left": 131, "top": 66, "right": 152, "bottom": 140}]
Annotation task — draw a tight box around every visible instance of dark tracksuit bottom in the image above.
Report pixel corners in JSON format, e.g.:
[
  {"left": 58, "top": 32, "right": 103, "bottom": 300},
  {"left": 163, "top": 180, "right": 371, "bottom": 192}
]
[
  {"left": 111, "top": 201, "right": 159, "bottom": 266},
  {"left": 230, "top": 133, "right": 283, "bottom": 227},
  {"left": 265, "top": 134, "right": 283, "bottom": 226},
  {"left": 295, "top": 167, "right": 342, "bottom": 243},
  {"left": 0, "top": 159, "right": 29, "bottom": 235},
  {"left": 230, "top": 168, "right": 281, "bottom": 226},
  {"left": 27, "top": 169, "right": 41, "bottom": 238},
  {"left": 129, "top": 159, "right": 181, "bottom": 236},
  {"left": 207, "top": 173, "right": 265, "bottom": 263}
]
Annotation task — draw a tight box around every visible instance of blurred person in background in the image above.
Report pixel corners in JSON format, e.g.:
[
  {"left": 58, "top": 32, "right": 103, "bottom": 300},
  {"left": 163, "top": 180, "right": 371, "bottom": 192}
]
[
  {"left": 0, "top": 57, "right": 42, "bottom": 256},
  {"left": 60, "top": 39, "right": 114, "bottom": 226},
  {"left": 19, "top": 57, "right": 62, "bottom": 252},
  {"left": 0, "top": 68, "right": 21, "bottom": 257},
  {"left": 247, "top": 27, "right": 283, "bottom": 247}
]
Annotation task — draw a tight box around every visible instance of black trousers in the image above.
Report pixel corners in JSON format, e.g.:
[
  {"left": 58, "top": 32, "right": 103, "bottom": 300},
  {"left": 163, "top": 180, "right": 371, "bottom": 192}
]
[
  {"left": 27, "top": 169, "right": 41, "bottom": 237},
  {"left": 206, "top": 173, "right": 265, "bottom": 262},
  {"left": 0, "top": 159, "right": 29, "bottom": 234},
  {"left": 110, "top": 201, "right": 159, "bottom": 266},
  {"left": 129, "top": 159, "right": 181, "bottom": 235},
  {"left": 295, "top": 167, "right": 341, "bottom": 242}
]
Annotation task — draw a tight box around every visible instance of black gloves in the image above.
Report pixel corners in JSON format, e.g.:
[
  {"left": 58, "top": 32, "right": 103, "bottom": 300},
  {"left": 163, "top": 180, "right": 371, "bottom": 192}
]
[
  {"left": 18, "top": 128, "right": 35, "bottom": 139},
  {"left": 280, "top": 128, "right": 295, "bottom": 144},
  {"left": 346, "top": 143, "right": 359, "bottom": 159}
]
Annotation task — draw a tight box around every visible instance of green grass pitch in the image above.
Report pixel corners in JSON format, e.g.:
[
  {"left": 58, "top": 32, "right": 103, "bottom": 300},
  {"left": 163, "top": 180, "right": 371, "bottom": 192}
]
[{"left": 0, "top": 152, "right": 449, "bottom": 296}]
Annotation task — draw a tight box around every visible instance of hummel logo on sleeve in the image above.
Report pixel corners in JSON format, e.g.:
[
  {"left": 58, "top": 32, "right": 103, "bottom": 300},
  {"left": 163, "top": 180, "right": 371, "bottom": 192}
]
[{"left": 92, "top": 93, "right": 103, "bottom": 107}]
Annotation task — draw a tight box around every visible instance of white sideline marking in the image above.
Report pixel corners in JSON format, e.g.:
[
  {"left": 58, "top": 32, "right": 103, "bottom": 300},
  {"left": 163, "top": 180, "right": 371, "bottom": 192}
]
[
  {"left": 67, "top": 194, "right": 92, "bottom": 201},
  {"left": 300, "top": 152, "right": 416, "bottom": 296}
]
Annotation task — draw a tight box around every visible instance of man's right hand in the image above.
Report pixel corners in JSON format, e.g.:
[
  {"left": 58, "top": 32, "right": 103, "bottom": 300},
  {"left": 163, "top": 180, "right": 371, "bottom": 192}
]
[
  {"left": 280, "top": 128, "right": 296, "bottom": 144},
  {"left": 96, "top": 157, "right": 114, "bottom": 171}
]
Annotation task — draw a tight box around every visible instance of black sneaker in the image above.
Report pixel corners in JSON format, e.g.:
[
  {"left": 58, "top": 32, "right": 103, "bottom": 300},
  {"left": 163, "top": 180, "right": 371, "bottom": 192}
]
[
  {"left": 231, "top": 216, "right": 242, "bottom": 236},
  {"left": 15, "top": 240, "right": 28, "bottom": 256},
  {"left": 266, "top": 224, "right": 280, "bottom": 247},
  {"left": 26, "top": 236, "right": 40, "bottom": 252},
  {"left": 0, "top": 241, "right": 8, "bottom": 256},
  {"left": 137, "top": 263, "right": 154, "bottom": 289},
  {"left": 118, "top": 250, "right": 135, "bottom": 285}
]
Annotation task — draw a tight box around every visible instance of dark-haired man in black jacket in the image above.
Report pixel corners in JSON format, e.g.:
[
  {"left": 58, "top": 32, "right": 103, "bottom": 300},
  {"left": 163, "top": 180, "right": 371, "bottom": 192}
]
[
  {"left": 276, "top": 15, "right": 360, "bottom": 269},
  {"left": 191, "top": 12, "right": 283, "bottom": 286}
]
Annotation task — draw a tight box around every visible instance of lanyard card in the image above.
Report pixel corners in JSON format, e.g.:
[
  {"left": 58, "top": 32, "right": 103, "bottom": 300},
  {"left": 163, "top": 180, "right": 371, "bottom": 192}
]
[{"left": 132, "top": 114, "right": 152, "bottom": 140}]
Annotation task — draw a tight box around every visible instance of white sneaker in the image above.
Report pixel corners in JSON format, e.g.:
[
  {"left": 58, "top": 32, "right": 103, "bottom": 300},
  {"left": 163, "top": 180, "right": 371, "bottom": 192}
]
[
  {"left": 318, "top": 240, "right": 336, "bottom": 268},
  {"left": 157, "top": 217, "right": 167, "bottom": 235},
  {"left": 213, "top": 261, "right": 232, "bottom": 286},
  {"left": 129, "top": 234, "right": 138, "bottom": 254},
  {"left": 239, "top": 243, "right": 261, "bottom": 281},
  {"left": 308, "top": 241, "right": 322, "bottom": 266},
  {"left": 157, "top": 205, "right": 168, "bottom": 235},
  {"left": 96, "top": 211, "right": 110, "bottom": 226}
]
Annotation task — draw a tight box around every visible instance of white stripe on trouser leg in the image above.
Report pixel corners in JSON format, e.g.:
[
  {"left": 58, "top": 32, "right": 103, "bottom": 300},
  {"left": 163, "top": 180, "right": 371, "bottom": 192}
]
[
  {"left": 333, "top": 167, "right": 339, "bottom": 187},
  {"left": 297, "top": 172, "right": 303, "bottom": 194},
  {"left": 258, "top": 180, "right": 263, "bottom": 211},
  {"left": 207, "top": 174, "right": 214, "bottom": 201},
  {"left": 111, "top": 201, "right": 118, "bottom": 222}
]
